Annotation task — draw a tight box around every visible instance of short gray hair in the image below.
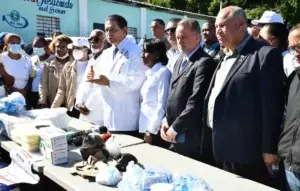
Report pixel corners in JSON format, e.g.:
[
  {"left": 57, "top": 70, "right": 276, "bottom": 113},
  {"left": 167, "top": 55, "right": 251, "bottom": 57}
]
[
  {"left": 178, "top": 18, "right": 201, "bottom": 34},
  {"left": 225, "top": 6, "right": 247, "bottom": 22},
  {"left": 90, "top": 29, "right": 106, "bottom": 39}
]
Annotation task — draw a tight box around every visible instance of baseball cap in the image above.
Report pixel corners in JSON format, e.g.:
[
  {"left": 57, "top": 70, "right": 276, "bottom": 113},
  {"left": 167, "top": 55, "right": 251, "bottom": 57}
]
[
  {"left": 251, "top": 11, "right": 284, "bottom": 25},
  {"left": 0, "top": 32, "right": 8, "bottom": 45},
  {"left": 68, "top": 38, "right": 90, "bottom": 49}
]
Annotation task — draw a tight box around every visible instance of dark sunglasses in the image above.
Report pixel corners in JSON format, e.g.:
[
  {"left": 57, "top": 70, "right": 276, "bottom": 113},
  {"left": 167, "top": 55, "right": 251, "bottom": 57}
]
[
  {"left": 165, "top": 27, "right": 177, "bottom": 34},
  {"left": 88, "top": 37, "right": 104, "bottom": 43}
]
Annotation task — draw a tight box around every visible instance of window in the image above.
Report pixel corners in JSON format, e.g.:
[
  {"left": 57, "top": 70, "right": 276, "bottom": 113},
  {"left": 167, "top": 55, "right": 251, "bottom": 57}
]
[
  {"left": 93, "top": 23, "right": 104, "bottom": 31},
  {"left": 128, "top": 27, "right": 137, "bottom": 38},
  {"left": 36, "top": 15, "right": 60, "bottom": 37}
]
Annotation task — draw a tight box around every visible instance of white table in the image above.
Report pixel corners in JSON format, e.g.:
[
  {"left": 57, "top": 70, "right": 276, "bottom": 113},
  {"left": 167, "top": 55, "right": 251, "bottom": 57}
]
[{"left": 43, "top": 143, "right": 278, "bottom": 191}]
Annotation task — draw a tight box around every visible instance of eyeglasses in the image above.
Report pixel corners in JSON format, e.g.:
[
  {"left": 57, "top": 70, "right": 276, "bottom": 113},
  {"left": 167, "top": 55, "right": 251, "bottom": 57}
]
[
  {"left": 165, "top": 27, "right": 177, "bottom": 34},
  {"left": 288, "top": 43, "right": 300, "bottom": 55},
  {"left": 88, "top": 37, "right": 104, "bottom": 43}
]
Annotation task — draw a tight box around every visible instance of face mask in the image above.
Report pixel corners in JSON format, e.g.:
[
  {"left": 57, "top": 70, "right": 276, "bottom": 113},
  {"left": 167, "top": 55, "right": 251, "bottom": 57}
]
[
  {"left": 8, "top": 44, "right": 21, "bottom": 54},
  {"left": 33, "top": 47, "right": 45, "bottom": 56},
  {"left": 55, "top": 49, "right": 69, "bottom": 59},
  {"left": 91, "top": 48, "right": 101, "bottom": 54},
  {"left": 72, "top": 49, "right": 85, "bottom": 60}
]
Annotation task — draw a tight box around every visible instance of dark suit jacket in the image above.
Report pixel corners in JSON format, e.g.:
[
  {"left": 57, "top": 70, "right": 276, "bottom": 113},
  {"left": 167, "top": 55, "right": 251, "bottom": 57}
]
[
  {"left": 201, "top": 37, "right": 285, "bottom": 164},
  {"left": 166, "top": 47, "right": 217, "bottom": 155}
]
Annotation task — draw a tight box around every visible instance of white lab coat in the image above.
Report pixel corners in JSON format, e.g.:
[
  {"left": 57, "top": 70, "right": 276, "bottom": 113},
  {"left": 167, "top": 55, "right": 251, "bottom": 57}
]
[
  {"left": 96, "top": 38, "right": 146, "bottom": 131},
  {"left": 76, "top": 55, "right": 104, "bottom": 126},
  {"left": 139, "top": 63, "right": 171, "bottom": 134}
]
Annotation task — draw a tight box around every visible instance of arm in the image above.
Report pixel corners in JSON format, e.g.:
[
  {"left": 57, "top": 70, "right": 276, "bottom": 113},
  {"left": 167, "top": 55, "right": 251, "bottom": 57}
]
[
  {"left": 259, "top": 47, "right": 285, "bottom": 154},
  {"left": 39, "top": 63, "right": 49, "bottom": 105},
  {"left": 51, "top": 66, "right": 67, "bottom": 108},
  {"left": 108, "top": 55, "right": 145, "bottom": 93},
  {"left": 172, "top": 58, "right": 216, "bottom": 135},
  {"left": 147, "top": 70, "right": 171, "bottom": 134}
]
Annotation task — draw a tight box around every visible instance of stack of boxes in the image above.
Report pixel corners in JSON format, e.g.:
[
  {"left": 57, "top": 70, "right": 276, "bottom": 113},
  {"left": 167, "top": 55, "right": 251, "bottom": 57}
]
[{"left": 39, "top": 127, "right": 68, "bottom": 165}]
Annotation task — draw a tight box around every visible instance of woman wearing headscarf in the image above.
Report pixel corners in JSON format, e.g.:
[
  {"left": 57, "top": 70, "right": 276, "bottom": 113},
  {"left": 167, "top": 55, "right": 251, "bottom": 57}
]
[
  {"left": 1, "top": 33, "right": 32, "bottom": 98},
  {"left": 139, "top": 39, "right": 171, "bottom": 146},
  {"left": 39, "top": 35, "right": 73, "bottom": 108},
  {"left": 51, "top": 38, "right": 90, "bottom": 118}
]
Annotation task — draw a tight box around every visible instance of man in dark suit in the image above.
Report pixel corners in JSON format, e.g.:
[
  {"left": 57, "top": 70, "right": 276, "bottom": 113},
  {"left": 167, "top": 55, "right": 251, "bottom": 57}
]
[
  {"left": 161, "top": 18, "right": 217, "bottom": 160},
  {"left": 201, "top": 6, "right": 285, "bottom": 184}
]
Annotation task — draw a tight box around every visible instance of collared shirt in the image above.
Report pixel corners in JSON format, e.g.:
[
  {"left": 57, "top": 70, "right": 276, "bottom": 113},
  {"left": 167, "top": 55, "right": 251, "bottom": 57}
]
[
  {"left": 166, "top": 51, "right": 181, "bottom": 74},
  {"left": 167, "top": 48, "right": 179, "bottom": 59},
  {"left": 203, "top": 41, "right": 220, "bottom": 56},
  {"left": 139, "top": 63, "right": 171, "bottom": 134},
  {"left": 283, "top": 52, "right": 296, "bottom": 77},
  {"left": 207, "top": 35, "right": 251, "bottom": 128}
]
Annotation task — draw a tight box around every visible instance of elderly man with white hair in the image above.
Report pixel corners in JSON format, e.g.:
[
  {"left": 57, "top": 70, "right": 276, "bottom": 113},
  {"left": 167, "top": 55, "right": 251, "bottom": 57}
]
[
  {"left": 75, "top": 29, "right": 107, "bottom": 125},
  {"left": 201, "top": 6, "right": 284, "bottom": 185}
]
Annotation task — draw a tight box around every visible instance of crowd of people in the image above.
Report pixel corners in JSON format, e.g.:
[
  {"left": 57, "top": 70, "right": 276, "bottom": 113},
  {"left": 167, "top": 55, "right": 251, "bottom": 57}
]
[{"left": 1, "top": 5, "right": 300, "bottom": 191}]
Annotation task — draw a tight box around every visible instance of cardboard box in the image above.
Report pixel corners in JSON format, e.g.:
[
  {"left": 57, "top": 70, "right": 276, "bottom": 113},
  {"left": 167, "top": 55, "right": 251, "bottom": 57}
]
[
  {"left": 39, "top": 127, "right": 67, "bottom": 151},
  {"left": 40, "top": 140, "right": 68, "bottom": 165}
]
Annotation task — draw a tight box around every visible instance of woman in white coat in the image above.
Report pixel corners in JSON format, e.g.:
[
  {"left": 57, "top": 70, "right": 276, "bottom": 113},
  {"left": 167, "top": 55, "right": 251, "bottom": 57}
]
[{"left": 139, "top": 39, "right": 171, "bottom": 147}]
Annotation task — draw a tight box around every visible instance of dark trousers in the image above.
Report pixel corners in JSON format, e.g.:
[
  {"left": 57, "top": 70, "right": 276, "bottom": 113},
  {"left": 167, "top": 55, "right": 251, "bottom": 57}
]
[
  {"left": 27, "top": 91, "right": 39, "bottom": 110},
  {"left": 217, "top": 160, "right": 271, "bottom": 186}
]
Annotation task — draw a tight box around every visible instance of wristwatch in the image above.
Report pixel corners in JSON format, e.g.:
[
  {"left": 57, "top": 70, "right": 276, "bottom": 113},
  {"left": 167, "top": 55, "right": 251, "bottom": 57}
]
[{"left": 145, "top": 131, "right": 151, "bottom": 136}]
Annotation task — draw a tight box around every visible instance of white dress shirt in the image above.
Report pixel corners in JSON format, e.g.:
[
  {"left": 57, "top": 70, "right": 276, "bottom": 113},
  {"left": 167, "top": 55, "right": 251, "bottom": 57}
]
[
  {"left": 283, "top": 52, "right": 296, "bottom": 77},
  {"left": 207, "top": 35, "right": 251, "bottom": 128},
  {"left": 139, "top": 63, "right": 171, "bottom": 134}
]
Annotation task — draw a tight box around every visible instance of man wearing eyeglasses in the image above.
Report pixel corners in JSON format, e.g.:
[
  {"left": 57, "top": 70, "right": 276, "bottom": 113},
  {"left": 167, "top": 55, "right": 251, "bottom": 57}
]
[
  {"left": 165, "top": 18, "right": 181, "bottom": 73},
  {"left": 278, "top": 24, "right": 300, "bottom": 191}
]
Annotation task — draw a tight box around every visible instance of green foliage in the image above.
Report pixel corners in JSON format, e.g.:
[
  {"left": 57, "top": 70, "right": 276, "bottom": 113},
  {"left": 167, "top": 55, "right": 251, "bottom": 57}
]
[{"left": 141, "top": 0, "right": 300, "bottom": 26}]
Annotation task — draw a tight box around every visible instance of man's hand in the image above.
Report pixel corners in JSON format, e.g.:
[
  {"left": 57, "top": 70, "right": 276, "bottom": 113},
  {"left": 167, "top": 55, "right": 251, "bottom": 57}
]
[
  {"left": 166, "top": 129, "right": 177, "bottom": 143},
  {"left": 88, "top": 75, "right": 110, "bottom": 86},
  {"left": 160, "top": 121, "right": 169, "bottom": 142},
  {"left": 144, "top": 134, "right": 152, "bottom": 144},
  {"left": 263, "top": 153, "right": 279, "bottom": 175},
  {"left": 87, "top": 65, "right": 94, "bottom": 81},
  {"left": 77, "top": 104, "right": 90, "bottom": 115}
]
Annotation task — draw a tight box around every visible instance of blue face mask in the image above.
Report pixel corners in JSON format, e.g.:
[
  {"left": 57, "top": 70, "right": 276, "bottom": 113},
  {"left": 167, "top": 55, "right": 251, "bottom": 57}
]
[
  {"left": 8, "top": 44, "right": 21, "bottom": 54},
  {"left": 33, "top": 47, "right": 46, "bottom": 56}
]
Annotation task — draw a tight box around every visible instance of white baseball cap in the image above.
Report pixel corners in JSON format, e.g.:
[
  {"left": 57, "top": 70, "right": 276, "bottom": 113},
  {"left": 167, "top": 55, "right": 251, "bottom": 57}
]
[
  {"left": 68, "top": 38, "right": 89, "bottom": 49},
  {"left": 251, "top": 11, "right": 284, "bottom": 25}
]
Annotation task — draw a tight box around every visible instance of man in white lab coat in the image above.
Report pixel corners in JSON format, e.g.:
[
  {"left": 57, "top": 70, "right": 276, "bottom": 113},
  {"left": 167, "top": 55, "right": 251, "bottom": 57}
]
[{"left": 87, "top": 14, "right": 145, "bottom": 136}]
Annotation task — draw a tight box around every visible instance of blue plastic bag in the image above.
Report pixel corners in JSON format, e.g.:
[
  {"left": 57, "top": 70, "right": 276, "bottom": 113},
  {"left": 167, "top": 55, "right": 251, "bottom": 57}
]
[
  {"left": 0, "top": 92, "right": 26, "bottom": 114},
  {"left": 141, "top": 169, "right": 172, "bottom": 190},
  {"left": 171, "top": 174, "right": 212, "bottom": 191}
]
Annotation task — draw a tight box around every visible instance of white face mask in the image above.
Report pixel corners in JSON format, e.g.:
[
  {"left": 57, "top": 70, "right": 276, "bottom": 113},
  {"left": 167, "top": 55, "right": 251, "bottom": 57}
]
[
  {"left": 72, "top": 49, "right": 84, "bottom": 60},
  {"left": 55, "top": 50, "right": 69, "bottom": 59},
  {"left": 8, "top": 44, "right": 22, "bottom": 54},
  {"left": 33, "top": 47, "right": 46, "bottom": 56}
]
